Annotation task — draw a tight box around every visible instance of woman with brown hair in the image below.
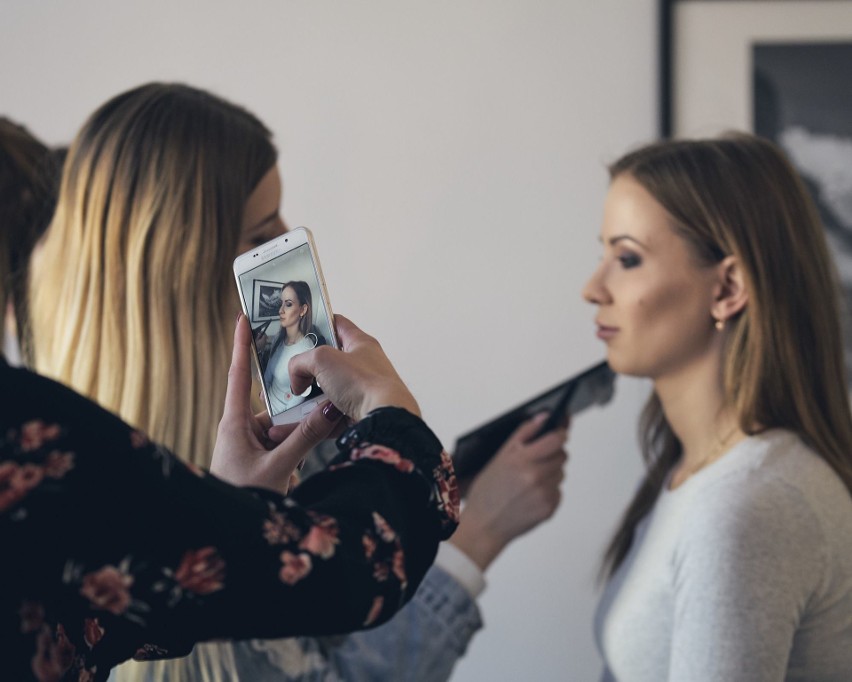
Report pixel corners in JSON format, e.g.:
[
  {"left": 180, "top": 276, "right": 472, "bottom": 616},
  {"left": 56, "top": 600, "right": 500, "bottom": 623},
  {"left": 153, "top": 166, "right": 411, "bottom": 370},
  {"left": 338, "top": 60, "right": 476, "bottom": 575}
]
[
  {"left": 259, "top": 280, "right": 327, "bottom": 415},
  {"left": 585, "top": 133, "right": 852, "bottom": 680}
]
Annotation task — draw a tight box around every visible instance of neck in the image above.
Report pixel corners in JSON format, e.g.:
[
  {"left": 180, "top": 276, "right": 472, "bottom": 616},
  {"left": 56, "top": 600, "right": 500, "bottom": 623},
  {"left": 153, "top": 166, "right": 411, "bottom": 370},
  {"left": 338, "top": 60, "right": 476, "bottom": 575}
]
[
  {"left": 284, "top": 326, "right": 304, "bottom": 345},
  {"left": 654, "top": 354, "right": 742, "bottom": 485}
]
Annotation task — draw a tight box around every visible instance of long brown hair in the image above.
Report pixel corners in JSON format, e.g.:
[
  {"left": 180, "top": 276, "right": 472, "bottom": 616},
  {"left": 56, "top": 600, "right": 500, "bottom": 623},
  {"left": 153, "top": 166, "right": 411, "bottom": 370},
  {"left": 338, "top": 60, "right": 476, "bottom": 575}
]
[
  {"left": 0, "top": 118, "right": 63, "bottom": 357},
  {"left": 601, "top": 133, "right": 852, "bottom": 578},
  {"left": 28, "top": 83, "right": 276, "bottom": 466}
]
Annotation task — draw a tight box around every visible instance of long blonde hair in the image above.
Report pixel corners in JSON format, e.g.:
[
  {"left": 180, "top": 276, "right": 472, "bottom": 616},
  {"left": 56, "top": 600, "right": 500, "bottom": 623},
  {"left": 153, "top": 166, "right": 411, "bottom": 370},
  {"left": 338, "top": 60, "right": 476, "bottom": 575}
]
[
  {"left": 601, "top": 133, "right": 852, "bottom": 578},
  {"left": 28, "top": 83, "right": 276, "bottom": 467}
]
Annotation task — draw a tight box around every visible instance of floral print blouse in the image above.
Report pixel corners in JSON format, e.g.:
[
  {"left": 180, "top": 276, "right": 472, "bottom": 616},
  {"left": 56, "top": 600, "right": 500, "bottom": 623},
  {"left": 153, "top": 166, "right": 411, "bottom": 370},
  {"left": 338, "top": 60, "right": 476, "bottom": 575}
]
[{"left": 0, "top": 359, "right": 459, "bottom": 682}]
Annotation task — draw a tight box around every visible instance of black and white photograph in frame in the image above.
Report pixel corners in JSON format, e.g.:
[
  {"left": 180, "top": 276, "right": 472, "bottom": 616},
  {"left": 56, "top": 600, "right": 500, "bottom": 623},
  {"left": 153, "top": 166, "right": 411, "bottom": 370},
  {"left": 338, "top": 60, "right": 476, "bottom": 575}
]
[
  {"left": 251, "top": 279, "right": 285, "bottom": 322},
  {"left": 753, "top": 42, "right": 852, "bottom": 385}
]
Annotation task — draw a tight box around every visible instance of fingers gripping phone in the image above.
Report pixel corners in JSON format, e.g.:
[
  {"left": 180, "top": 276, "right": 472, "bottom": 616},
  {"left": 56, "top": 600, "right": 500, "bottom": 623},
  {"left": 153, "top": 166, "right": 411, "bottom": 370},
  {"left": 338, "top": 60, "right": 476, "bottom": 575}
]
[
  {"left": 233, "top": 227, "right": 338, "bottom": 425},
  {"left": 452, "top": 361, "right": 616, "bottom": 480}
]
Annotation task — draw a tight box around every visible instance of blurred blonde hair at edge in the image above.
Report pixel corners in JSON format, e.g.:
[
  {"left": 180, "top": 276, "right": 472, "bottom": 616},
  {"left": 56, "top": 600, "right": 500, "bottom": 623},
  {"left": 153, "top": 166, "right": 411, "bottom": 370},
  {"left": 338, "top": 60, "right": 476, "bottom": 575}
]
[{"left": 28, "top": 82, "right": 277, "bottom": 469}]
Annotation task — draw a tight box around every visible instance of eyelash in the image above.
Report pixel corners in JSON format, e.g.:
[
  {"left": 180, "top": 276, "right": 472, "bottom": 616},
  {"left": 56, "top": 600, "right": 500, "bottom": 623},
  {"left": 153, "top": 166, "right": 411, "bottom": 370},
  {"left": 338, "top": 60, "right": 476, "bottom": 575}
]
[
  {"left": 618, "top": 253, "right": 641, "bottom": 269},
  {"left": 251, "top": 233, "right": 273, "bottom": 247}
]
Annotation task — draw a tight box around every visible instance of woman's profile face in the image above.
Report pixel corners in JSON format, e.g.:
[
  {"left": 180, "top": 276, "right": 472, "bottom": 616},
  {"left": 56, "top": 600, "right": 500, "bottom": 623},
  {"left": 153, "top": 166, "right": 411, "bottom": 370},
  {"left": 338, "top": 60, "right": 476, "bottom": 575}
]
[
  {"left": 582, "top": 174, "right": 720, "bottom": 379},
  {"left": 278, "top": 286, "right": 307, "bottom": 330},
  {"left": 238, "top": 165, "right": 288, "bottom": 255}
]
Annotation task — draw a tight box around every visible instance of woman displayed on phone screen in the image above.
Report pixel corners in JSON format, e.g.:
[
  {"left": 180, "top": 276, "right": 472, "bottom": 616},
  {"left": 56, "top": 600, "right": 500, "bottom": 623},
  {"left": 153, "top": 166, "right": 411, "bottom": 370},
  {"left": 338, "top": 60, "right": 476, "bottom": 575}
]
[{"left": 260, "top": 280, "right": 326, "bottom": 414}]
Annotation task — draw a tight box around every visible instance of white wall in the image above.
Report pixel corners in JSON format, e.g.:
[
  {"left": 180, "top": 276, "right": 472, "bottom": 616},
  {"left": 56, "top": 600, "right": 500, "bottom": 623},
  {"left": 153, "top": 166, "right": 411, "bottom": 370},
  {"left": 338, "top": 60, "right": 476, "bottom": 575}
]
[{"left": 1, "top": 1, "right": 655, "bottom": 678}]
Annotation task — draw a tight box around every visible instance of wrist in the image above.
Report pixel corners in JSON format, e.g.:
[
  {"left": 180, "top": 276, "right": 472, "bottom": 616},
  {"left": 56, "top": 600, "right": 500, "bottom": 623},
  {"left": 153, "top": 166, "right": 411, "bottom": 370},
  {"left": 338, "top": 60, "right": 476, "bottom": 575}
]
[
  {"left": 448, "top": 517, "right": 507, "bottom": 572},
  {"left": 360, "top": 386, "right": 420, "bottom": 419},
  {"left": 336, "top": 405, "right": 435, "bottom": 455}
]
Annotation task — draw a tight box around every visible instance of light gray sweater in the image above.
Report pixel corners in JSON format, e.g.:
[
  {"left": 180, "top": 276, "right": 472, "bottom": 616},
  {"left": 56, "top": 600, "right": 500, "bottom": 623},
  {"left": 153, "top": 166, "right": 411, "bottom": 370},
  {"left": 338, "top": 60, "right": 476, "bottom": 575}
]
[{"left": 594, "top": 429, "right": 852, "bottom": 681}]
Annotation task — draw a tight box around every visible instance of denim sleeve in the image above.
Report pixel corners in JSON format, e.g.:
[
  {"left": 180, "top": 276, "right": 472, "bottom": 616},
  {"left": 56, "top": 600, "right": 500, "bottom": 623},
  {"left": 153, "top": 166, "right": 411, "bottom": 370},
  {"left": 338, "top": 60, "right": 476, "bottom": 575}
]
[{"left": 213, "top": 563, "right": 483, "bottom": 682}]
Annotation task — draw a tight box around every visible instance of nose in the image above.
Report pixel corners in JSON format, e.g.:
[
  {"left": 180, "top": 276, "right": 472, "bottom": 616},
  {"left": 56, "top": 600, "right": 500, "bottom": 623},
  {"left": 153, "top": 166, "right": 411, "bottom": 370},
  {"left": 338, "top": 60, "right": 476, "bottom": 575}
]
[{"left": 582, "top": 263, "right": 610, "bottom": 305}]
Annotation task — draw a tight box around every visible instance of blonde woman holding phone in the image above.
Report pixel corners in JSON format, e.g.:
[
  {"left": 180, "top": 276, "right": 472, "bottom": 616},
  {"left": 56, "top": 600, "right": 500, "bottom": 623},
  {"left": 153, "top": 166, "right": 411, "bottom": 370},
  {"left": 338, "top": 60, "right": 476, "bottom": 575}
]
[{"left": 29, "top": 82, "right": 567, "bottom": 682}]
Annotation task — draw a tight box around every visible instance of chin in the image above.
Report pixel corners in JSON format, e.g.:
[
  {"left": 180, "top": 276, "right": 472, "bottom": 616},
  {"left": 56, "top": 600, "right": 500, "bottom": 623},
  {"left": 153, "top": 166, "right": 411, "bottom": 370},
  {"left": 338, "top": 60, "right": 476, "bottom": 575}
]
[
  {"left": 603, "top": 350, "right": 626, "bottom": 374},
  {"left": 604, "top": 352, "right": 650, "bottom": 379}
]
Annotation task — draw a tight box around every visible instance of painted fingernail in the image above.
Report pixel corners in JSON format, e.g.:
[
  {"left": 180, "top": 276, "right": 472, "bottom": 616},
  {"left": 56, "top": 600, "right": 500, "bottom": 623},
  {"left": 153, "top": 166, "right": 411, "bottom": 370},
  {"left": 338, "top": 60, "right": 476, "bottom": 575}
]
[
  {"left": 322, "top": 403, "right": 342, "bottom": 421},
  {"left": 235, "top": 311, "right": 242, "bottom": 325}
]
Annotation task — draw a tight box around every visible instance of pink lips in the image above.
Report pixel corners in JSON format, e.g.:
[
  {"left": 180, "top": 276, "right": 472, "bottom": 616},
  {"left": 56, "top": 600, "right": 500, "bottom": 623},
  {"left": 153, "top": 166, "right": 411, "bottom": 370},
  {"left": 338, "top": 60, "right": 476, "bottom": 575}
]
[{"left": 595, "top": 323, "right": 618, "bottom": 341}]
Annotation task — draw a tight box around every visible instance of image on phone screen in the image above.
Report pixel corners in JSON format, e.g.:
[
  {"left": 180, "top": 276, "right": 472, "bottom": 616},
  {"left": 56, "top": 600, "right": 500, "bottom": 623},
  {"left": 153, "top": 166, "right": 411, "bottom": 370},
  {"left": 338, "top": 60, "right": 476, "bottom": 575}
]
[{"left": 235, "top": 241, "right": 334, "bottom": 418}]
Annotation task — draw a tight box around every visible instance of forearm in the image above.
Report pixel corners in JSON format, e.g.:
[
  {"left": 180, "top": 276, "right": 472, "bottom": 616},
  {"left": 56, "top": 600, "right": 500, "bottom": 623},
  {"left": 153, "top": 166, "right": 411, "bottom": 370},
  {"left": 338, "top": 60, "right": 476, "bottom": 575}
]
[
  {"left": 152, "top": 408, "right": 459, "bottom": 642},
  {"left": 447, "top": 515, "right": 507, "bottom": 571},
  {"left": 2, "top": 363, "right": 459, "bottom": 671}
]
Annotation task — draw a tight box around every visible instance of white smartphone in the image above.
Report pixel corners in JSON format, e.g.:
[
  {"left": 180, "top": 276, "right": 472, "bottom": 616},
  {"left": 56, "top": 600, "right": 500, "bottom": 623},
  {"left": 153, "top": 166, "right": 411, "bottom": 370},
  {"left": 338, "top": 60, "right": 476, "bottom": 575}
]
[{"left": 233, "top": 227, "right": 338, "bottom": 425}]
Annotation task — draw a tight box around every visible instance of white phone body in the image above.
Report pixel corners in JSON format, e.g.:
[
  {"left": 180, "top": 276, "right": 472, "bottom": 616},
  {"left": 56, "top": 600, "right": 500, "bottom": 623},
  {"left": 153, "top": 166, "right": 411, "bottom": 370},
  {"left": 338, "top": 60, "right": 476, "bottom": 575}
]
[{"left": 233, "top": 227, "right": 338, "bottom": 425}]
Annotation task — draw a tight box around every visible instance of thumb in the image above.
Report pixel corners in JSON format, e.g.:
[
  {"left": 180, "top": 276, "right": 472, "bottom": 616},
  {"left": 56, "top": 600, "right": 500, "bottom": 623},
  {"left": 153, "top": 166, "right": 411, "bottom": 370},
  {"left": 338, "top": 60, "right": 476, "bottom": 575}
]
[{"left": 222, "top": 314, "right": 254, "bottom": 424}]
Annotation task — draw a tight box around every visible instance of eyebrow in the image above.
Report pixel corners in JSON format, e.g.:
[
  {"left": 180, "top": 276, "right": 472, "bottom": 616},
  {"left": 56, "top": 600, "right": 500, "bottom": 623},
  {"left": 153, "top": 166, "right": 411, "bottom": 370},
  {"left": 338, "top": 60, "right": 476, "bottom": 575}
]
[{"left": 600, "top": 234, "right": 648, "bottom": 249}]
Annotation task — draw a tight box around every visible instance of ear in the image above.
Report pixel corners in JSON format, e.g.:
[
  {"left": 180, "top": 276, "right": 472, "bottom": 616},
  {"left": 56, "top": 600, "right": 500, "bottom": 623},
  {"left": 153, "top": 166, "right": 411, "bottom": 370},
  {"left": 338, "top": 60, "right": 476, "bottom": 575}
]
[{"left": 711, "top": 255, "right": 748, "bottom": 323}]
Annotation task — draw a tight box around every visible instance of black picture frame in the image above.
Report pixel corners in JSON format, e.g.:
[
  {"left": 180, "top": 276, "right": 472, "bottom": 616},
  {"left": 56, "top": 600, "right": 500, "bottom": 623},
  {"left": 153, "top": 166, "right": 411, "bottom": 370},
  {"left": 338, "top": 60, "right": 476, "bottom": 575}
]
[
  {"left": 659, "top": 0, "right": 852, "bottom": 138},
  {"left": 251, "top": 279, "right": 285, "bottom": 322}
]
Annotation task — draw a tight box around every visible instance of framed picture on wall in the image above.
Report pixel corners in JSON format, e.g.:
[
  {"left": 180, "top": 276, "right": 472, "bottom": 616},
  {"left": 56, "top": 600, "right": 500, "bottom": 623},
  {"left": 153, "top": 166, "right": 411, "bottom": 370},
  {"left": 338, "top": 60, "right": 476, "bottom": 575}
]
[
  {"left": 251, "top": 279, "right": 285, "bottom": 323},
  {"left": 660, "top": 0, "right": 852, "bottom": 137},
  {"left": 659, "top": 0, "right": 852, "bottom": 386}
]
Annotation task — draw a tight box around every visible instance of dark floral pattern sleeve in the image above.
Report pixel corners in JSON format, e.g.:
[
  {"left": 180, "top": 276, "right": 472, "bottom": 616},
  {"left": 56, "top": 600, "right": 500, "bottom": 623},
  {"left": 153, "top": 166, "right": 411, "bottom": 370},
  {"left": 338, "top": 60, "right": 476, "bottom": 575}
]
[{"left": 0, "top": 360, "right": 458, "bottom": 682}]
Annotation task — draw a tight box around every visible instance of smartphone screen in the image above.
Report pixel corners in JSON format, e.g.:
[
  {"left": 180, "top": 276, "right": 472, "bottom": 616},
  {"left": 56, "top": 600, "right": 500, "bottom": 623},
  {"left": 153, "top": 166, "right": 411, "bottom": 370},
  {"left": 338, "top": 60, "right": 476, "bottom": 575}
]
[
  {"left": 452, "top": 361, "right": 616, "bottom": 480},
  {"left": 234, "top": 229, "right": 335, "bottom": 423}
]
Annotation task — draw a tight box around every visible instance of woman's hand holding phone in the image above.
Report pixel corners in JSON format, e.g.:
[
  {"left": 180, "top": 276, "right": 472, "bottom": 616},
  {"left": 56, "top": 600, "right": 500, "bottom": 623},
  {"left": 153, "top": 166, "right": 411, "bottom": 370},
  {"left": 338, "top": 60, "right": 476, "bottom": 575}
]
[
  {"left": 210, "top": 314, "right": 344, "bottom": 492},
  {"left": 289, "top": 315, "right": 420, "bottom": 421},
  {"left": 212, "top": 313, "right": 420, "bottom": 493}
]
